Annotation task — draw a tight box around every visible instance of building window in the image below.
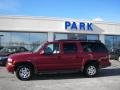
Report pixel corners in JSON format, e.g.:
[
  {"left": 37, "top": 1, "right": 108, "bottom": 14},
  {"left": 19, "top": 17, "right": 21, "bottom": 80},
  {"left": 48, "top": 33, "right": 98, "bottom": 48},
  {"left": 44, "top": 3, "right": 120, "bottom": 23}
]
[
  {"left": 68, "top": 34, "right": 87, "bottom": 40},
  {"left": 54, "top": 33, "right": 68, "bottom": 40},
  {"left": 0, "top": 32, "right": 48, "bottom": 50},
  {"left": 54, "top": 33, "right": 99, "bottom": 41},
  {"left": 87, "top": 34, "right": 99, "bottom": 40},
  {"left": 105, "top": 35, "right": 120, "bottom": 52}
]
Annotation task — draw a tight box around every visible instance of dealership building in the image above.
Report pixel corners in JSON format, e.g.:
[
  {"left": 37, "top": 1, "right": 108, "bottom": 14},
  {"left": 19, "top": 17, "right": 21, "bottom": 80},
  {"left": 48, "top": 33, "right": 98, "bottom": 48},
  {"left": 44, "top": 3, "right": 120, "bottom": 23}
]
[{"left": 0, "top": 16, "right": 120, "bottom": 51}]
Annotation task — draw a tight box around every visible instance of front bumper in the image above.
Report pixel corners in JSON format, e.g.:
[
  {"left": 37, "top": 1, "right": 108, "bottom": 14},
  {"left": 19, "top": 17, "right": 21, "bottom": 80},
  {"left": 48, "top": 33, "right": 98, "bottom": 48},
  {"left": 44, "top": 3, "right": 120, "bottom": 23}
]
[{"left": 6, "top": 63, "right": 15, "bottom": 73}]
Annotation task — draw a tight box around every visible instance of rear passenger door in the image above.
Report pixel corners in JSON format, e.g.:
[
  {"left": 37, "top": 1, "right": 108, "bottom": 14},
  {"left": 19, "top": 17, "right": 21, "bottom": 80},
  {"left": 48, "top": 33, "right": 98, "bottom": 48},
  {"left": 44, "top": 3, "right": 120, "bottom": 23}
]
[{"left": 60, "top": 42, "right": 80, "bottom": 70}]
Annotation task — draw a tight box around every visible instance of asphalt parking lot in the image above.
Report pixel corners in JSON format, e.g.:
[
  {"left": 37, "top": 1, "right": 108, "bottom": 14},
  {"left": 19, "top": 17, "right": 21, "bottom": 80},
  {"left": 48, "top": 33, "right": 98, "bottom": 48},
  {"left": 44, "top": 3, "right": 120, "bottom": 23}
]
[{"left": 0, "top": 60, "right": 120, "bottom": 90}]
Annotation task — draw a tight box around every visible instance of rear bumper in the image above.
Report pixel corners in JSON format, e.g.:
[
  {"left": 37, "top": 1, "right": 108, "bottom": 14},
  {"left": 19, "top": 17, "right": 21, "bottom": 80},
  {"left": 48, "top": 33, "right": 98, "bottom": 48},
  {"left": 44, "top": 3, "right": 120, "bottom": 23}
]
[{"left": 6, "top": 63, "right": 15, "bottom": 73}]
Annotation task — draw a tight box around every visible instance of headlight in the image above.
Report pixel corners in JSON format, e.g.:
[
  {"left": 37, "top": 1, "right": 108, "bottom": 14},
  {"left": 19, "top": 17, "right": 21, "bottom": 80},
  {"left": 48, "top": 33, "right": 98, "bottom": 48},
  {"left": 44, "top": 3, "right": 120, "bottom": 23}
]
[{"left": 8, "top": 58, "right": 13, "bottom": 62}]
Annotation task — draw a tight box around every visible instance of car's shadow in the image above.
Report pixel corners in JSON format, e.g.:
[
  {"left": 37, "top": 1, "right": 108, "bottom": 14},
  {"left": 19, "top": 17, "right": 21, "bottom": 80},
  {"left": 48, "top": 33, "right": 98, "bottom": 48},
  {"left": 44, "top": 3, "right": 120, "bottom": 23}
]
[
  {"left": 32, "top": 72, "right": 85, "bottom": 80},
  {"left": 99, "top": 68, "right": 120, "bottom": 77},
  {"left": 32, "top": 68, "right": 120, "bottom": 80}
]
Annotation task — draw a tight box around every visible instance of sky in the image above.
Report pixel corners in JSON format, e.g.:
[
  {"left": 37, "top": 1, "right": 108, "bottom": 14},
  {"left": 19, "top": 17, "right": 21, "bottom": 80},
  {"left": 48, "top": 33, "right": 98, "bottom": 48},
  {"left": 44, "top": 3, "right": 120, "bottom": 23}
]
[{"left": 0, "top": 0, "right": 120, "bottom": 22}]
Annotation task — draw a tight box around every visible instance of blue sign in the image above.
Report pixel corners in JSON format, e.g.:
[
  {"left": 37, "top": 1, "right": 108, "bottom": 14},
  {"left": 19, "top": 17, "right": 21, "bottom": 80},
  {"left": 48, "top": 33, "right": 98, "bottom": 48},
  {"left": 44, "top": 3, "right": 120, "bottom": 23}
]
[{"left": 65, "top": 21, "right": 93, "bottom": 31}]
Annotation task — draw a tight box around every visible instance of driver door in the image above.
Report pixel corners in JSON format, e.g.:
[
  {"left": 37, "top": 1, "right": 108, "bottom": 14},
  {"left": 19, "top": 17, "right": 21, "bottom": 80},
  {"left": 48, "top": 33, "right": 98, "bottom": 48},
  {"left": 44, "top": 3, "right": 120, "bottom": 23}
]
[{"left": 37, "top": 42, "right": 62, "bottom": 71}]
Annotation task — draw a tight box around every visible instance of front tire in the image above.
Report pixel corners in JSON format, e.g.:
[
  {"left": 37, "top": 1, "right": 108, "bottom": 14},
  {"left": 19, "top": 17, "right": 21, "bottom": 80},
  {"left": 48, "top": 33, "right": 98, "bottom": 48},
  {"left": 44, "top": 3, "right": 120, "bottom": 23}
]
[
  {"left": 16, "top": 65, "right": 33, "bottom": 81},
  {"left": 83, "top": 64, "right": 98, "bottom": 77}
]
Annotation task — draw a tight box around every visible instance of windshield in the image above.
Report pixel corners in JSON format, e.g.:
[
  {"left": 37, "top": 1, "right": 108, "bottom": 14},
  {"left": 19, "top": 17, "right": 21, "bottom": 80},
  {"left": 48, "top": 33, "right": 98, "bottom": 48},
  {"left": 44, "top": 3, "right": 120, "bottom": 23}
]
[
  {"left": 0, "top": 47, "right": 17, "bottom": 53},
  {"left": 32, "top": 42, "right": 46, "bottom": 52}
]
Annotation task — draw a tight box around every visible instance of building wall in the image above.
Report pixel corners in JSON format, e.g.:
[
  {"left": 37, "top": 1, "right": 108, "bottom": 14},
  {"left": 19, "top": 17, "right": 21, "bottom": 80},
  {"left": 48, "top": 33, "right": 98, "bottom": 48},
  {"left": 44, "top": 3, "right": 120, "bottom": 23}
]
[{"left": 0, "top": 16, "right": 120, "bottom": 35}]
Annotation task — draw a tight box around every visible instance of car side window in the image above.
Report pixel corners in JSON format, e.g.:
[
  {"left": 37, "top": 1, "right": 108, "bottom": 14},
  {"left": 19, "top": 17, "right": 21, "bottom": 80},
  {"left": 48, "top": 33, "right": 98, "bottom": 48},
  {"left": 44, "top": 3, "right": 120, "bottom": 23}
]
[
  {"left": 90, "top": 43, "right": 108, "bottom": 52},
  {"left": 20, "top": 47, "right": 27, "bottom": 52},
  {"left": 44, "top": 43, "right": 60, "bottom": 55},
  {"left": 63, "top": 43, "right": 77, "bottom": 53},
  {"left": 81, "top": 42, "right": 108, "bottom": 52},
  {"left": 81, "top": 43, "right": 92, "bottom": 52}
]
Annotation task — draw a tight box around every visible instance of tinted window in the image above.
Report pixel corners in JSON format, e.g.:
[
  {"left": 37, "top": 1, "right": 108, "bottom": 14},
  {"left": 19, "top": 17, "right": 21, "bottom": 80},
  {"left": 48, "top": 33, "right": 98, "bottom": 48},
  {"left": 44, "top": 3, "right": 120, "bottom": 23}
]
[
  {"left": 63, "top": 43, "right": 77, "bottom": 53},
  {"left": 81, "top": 43, "right": 92, "bottom": 52},
  {"left": 81, "top": 42, "right": 108, "bottom": 52},
  {"left": 19, "top": 47, "right": 28, "bottom": 52},
  {"left": 91, "top": 43, "right": 108, "bottom": 52}
]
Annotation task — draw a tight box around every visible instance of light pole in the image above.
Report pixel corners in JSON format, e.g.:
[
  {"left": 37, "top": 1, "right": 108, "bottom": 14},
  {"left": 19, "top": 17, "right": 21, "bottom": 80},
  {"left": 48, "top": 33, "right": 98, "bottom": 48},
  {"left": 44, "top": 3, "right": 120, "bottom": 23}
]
[{"left": 0, "top": 35, "right": 4, "bottom": 46}]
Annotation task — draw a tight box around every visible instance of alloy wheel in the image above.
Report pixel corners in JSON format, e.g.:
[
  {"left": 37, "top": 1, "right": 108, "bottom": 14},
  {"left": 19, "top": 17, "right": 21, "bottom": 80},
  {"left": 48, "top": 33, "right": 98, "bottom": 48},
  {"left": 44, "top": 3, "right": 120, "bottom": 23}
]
[
  {"left": 19, "top": 67, "right": 31, "bottom": 79},
  {"left": 87, "top": 66, "right": 96, "bottom": 76}
]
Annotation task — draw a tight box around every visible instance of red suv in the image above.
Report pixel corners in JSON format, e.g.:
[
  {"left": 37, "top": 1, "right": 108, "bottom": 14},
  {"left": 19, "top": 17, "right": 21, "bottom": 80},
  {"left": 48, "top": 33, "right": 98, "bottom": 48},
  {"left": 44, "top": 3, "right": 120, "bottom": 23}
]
[{"left": 6, "top": 40, "right": 111, "bottom": 80}]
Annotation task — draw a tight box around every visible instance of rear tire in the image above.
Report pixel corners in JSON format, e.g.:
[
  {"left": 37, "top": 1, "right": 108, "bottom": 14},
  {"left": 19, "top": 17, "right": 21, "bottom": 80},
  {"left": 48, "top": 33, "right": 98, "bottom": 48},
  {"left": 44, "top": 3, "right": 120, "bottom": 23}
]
[
  {"left": 83, "top": 64, "right": 98, "bottom": 77},
  {"left": 16, "top": 65, "right": 33, "bottom": 81}
]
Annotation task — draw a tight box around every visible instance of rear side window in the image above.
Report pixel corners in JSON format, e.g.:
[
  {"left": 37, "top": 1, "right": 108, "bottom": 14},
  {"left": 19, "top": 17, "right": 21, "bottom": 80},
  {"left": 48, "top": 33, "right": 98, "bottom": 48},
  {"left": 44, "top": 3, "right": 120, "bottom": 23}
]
[
  {"left": 81, "top": 42, "right": 108, "bottom": 52},
  {"left": 91, "top": 43, "right": 108, "bottom": 52},
  {"left": 81, "top": 43, "right": 92, "bottom": 52},
  {"left": 63, "top": 43, "right": 77, "bottom": 53}
]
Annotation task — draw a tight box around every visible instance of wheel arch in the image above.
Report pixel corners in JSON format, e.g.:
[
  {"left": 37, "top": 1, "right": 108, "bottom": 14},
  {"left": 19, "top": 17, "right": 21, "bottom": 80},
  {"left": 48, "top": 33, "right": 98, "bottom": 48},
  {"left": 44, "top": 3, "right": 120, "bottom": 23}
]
[
  {"left": 14, "top": 61, "right": 35, "bottom": 72},
  {"left": 82, "top": 60, "right": 100, "bottom": 71}
]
